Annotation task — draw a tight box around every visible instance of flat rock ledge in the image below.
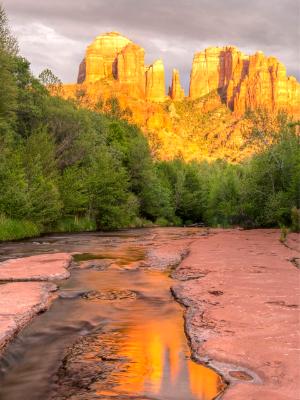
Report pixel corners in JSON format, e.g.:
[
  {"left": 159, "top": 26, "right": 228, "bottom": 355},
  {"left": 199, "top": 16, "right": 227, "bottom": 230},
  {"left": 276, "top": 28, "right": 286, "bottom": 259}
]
[
  {"left": 0, "top": 281, "right": 57, "bottom": 353},
  {"left": 0, "top": 253, "right": 72, "bottom": 281},
  {"left": 144, "top": 240, "right": 191, "bottom": 270},
  {"left": 0, "top": 253, "right": 72, "bottom": 355},
  {"left": 171, "top": 229, "right": 300, "bottom": 400}
]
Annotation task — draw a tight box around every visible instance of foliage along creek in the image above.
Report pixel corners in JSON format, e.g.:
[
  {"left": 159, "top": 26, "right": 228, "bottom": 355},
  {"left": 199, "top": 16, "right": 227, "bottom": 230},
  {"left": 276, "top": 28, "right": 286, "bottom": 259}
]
[{"left": 0, "top": 229, "right": 225, "bottom": 400}]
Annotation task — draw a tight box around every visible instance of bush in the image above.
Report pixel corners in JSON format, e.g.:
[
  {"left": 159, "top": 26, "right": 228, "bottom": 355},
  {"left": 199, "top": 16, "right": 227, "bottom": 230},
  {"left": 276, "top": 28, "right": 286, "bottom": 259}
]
[
  {"left": 0, "top": 215, "right": 40, "bottom": 241},
  {"left": 155, "top": 217, "right": 169, "bottom": 227},
  {"left": 53, "top": 216, "right": 96, "bottom": 233},
  {"left": 279, "top": 225, "right": 288, "bottom": 243},
  {"left": 291, "top": 207, "right": 300, "bottom": 233}
]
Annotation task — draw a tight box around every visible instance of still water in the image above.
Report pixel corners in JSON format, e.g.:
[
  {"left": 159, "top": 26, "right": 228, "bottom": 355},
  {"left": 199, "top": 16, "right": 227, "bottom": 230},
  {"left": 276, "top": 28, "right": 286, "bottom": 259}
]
[{"left": 0, "top": 229, "right": 224, "bottom": 399}]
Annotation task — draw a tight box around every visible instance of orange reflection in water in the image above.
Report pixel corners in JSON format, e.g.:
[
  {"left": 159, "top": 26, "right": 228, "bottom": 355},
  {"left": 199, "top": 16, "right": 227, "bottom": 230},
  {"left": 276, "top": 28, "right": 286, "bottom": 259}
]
[
  {"left": 112, "top": 319, "right": 221, "bottom": 399},
  {"left": 115, "top": 318, "right": 183, "bottom": 395},
  {"left": 92, "top": 269, "right": 222, "bottom": 399}
]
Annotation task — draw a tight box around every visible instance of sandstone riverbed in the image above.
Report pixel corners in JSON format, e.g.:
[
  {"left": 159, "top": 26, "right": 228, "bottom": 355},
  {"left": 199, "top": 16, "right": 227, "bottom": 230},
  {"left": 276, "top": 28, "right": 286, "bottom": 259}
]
[{"left": 0, "top": 228, "right": 299, "bottom": 399}]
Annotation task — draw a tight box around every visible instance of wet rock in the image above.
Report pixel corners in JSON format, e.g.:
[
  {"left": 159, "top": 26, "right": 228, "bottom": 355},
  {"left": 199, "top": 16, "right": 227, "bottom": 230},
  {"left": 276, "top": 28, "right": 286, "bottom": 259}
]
[
  {"left": 77, "top": 259, "right": 114, "bottom": 271},
  {"left": 0, "top": 282, "right": 57, "bottom": 354},
  {"left": 265, "top": 300, "right": 298, "bottom": 308},
  {"left": 81, "top": 289, "right": 138, "bottom": 301},
  {"left": 171, "top": 266, "right": 206, "bottom": 281},
  {"left": 0, "top": 253, "right": 72, "bottom": 281},
  {"left": 49, "top": 330, "right": 127, "bottom": 399},
  {"left": 229, "top": 370, "right": 253, "bottom": 381},
  {"left": 59, "top": 290, "right": 90, "bottom": 300},
  {"left": 144, "top": 244, "right": 190, "bottom": 270},
  {"left": 290, "top": 257, "right": 300, "bottom": 269}
]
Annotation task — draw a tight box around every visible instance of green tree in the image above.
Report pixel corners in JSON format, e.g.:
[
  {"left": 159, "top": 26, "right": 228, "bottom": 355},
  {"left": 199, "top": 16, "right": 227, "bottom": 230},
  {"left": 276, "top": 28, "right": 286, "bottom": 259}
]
[
  {"left": 0, "top": 5, "right": 18, "bottom": 136},
  {"left": 86, "top": 148, "right": 137, "bottom": 229},
  {"left": 39, "top": 68, "right": 62, "bottom": 95},
  {"left": 22, "top": 128, "right": 62, "bottom": 225}
]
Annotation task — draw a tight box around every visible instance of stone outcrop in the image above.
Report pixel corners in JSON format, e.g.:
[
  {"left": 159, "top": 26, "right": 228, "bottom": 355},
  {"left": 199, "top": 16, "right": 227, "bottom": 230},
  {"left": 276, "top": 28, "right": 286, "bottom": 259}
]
[
  {"left": 79, "top": 32, "right": 131, "bottom": 83},
  {"left": 57, "top": 33, "right": 300, "bottom": 162},
  {"left": 77, "top": 32, "right": 166, "bottom": 101},
  {"left": 145, "top": 60, "right": 166, "bottom": 102},
  {"left": 190, "top": 46, "right": 300, "bottom": 116},
  {"left": 169, "top": 69, "right": 185, "bottom": 100},
  {"left": 189, "top": 46, "right": 248, "bottom": 99},
  {"left": 117, "top": 43, "right": 146, "bottom": 98},
  {"left": 0, "top": 253, "right": 73, "bottom": 355},
  {"left": 172, "top": 229, "right": 300, "bottom": 399},
  {"left": 0, "top": 282, "right": 57, "bottom": 354},
  {"left": 76, "top": 33, "right": 300, "bottom": 114},
  {"left": 0, "top": 253, "right": 72, "bottom": 281},
  {"left": 232, "top": 52, "right": 300, "bottom": 116}
]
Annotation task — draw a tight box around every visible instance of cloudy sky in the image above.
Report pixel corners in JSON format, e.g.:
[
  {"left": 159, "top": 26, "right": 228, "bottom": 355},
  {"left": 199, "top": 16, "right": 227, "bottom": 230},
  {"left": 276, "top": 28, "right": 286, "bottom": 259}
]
[{"left": 4, "top": 0, "right": 300, "bottom": 91}]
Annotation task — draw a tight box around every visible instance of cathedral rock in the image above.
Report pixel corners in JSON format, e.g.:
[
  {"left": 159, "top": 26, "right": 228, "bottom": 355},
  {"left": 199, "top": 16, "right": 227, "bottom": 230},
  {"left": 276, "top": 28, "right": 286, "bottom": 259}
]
[
  {"left": 58, "top": 32, "right": 300, "bottom": 162},
  {"left": 169, "top": 69, "right": 185, "bottom": 100},
  {"left": 77, "top": 32, "right": 166, "bottom": 102},
  {"left": 189, "top": 46, "right": 300, "bottom": 117},
  {"left": 61, "top": 31, "right": 300, "bottom": 121}
]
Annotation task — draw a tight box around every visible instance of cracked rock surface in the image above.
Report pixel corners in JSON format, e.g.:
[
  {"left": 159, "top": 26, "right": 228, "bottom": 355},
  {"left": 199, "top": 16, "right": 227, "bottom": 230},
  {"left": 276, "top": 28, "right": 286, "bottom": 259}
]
[
  {"left": 0, "top": 253, "right": 72, "bottom": 355},
  {"left": 172, "top": 229, "right": 300, "bottom": 399}
]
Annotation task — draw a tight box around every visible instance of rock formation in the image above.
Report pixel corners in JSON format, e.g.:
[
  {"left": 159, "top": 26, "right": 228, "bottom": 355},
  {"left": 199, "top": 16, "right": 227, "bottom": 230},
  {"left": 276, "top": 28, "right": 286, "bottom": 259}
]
[
  {"left": 58, "top": 32, "right": 300, "bottom": 162},
  {"left": 76, "top": 32, "right": 299, "bottom": 115},
  {"left": 77, "top": 32, "right": 166, "bottom": 101},
  {"left": 145, "top": 60, "right": 166, "bottom": 102},
  {"left": 80, "top": 32, "right": 131, "bottom": 84},
  {"left": 189, "top": 46, "right": 300, "bottom": 116},
  {"left": 232, "top": 52, "right": 300, "bottom": 116},
  {"left": 169, "top": 69, "right": 185, "bottom": 100},
  {"left": 117, "top": 43, "right": 146, "bottom": 98},
  {"left": 89, "top": 32, "right": 130, "bottom": 82}
]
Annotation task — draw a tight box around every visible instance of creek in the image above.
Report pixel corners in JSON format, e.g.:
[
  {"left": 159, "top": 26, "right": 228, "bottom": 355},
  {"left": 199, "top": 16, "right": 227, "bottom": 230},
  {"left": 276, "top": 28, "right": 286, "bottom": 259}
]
[{"left": 0, "top": 229, "right": 223, "bottom": 400}]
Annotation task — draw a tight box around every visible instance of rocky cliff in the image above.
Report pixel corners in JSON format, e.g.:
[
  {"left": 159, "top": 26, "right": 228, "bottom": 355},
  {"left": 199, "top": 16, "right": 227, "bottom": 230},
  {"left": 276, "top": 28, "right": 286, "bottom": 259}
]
[
  {"left": 169, "top": 69, "right": 185, "bottom": 100},
  {"left": 117, "top": 43, "right": 146, "bottom": 98},
  {"left": 79, "top": 32, "right": 131, "bottom": 83},
  {"left": 145, "top": 60, "right": 166, "bottom": 102},
  {"left": 189, "top": 46, "right": 300, "bottom": 117},
  {"left": 77, "top": 32, "right": 166, "bottom": 102},
  {"left": 75, "top": 32, "right": 299, "bottom": 116},
  {"left": 59, "top": 32, "right": 300, "bottom": 162}
]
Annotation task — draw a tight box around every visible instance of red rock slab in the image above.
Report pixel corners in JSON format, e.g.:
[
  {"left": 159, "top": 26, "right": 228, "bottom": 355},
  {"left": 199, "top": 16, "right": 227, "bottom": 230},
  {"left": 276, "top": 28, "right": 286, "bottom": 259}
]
[
  {"left": 285, "top": 232, "right": 300, "bottom": 252},
  {"left": 0, "top": 253, "right": 72, "bottom": 281},
  {"left": 172, "top": 229, "right": 300, "bottom": 400},
  {"left": 0, "top": 281, "right": 57, "bottom": 353},
  {"left": 144, "top": 239, "right": 194, "bottom": 269}
]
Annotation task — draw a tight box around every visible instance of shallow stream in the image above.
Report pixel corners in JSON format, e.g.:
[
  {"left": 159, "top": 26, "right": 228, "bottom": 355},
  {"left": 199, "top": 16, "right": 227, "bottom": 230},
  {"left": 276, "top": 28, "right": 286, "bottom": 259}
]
[{"left": 0, "top": 229, "right": 223, "bottom": 399}]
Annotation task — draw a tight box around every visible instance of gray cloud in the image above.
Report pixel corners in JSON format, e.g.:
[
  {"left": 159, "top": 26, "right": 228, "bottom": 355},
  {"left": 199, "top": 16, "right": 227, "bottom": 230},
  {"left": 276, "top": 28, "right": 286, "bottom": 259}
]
[{"left": 4, "top": 0, "right": 300, "bottom": 91}]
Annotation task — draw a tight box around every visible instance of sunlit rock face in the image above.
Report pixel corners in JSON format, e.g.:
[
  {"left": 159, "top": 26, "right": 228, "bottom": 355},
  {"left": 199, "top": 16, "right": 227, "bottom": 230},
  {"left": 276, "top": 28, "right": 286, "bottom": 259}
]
[
  {"left": 233, "top": 52, "right": 300, "bottom": 116},
  {"left": 59, "top": 33, "right": 300, "bottom": 162},
  {"left": 77, "top": 32, "right": 166, "bottom": 101},
  {"left": 78, "top": 32, "right": 131, "bottom": 83},
  {"left": 189, "top": 46, "right": 300, "bottom": 117},
  {"left": 189, "top": 46, "right": 247, "bottom": 99},
  {"left": 169, "top": 69, "right": 185, "bottom": 100},
  {"left": 145, "top": 60, "right": 166, "bottom": 102},
  {"left": 77, "top": 33, "right": 300, "bottom": 115},
  {"left": 117, "top": 43, "right": 146, "bottom": 98}
]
